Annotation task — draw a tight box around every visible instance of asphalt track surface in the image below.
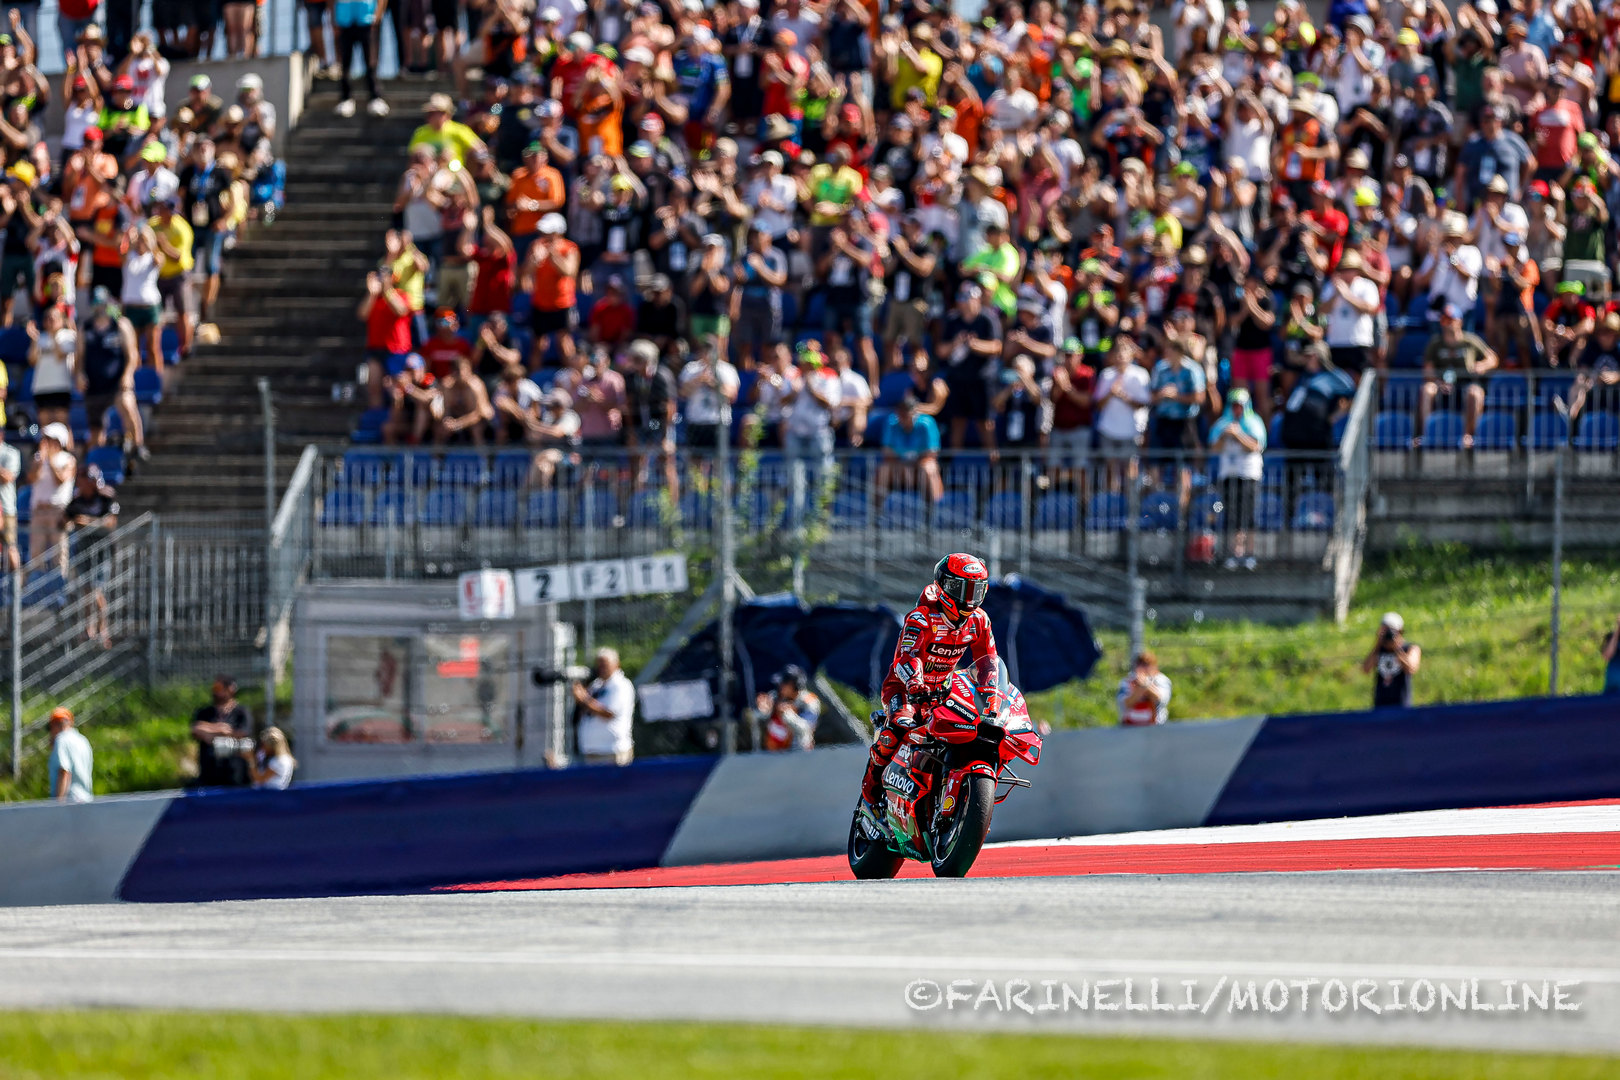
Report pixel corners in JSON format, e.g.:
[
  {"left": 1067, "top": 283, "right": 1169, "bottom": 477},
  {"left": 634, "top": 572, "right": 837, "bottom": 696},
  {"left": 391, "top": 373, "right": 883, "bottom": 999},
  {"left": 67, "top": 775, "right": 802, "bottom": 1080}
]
[{"left": 0, "top": 868, "right": 1616, "bottom": 1054}]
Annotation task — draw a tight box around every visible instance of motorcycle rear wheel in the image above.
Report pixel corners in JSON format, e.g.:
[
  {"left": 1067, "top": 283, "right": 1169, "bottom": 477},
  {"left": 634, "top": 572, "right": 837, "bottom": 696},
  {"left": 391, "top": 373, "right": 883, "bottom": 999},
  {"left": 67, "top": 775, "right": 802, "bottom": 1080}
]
[
  {"left": 848, "top": 809, "right": 904, "bottom": 879},
  {"left": 930, "top": 775, "right": 995, "bottom": 878}
]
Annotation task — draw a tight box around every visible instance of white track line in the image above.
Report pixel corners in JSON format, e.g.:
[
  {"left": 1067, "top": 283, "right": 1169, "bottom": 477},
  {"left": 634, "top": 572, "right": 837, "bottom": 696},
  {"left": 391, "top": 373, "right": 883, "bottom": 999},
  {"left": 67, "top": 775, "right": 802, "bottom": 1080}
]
[
  {"left": 995, "top": 804, "right": 1620, "bottom": 850},
  {"left": 0, "top": 947, "right": 1615, "bottom": 984}
]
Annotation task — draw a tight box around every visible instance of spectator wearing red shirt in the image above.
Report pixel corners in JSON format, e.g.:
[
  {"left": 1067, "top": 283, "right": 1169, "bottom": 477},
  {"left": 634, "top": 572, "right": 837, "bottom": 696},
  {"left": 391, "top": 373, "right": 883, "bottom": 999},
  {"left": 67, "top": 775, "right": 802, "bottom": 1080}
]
[
  {"left": 1048, "top": 337, "right": 1097, "bottom": 483},
  {"left": 359, "top": 267, "right": 413, "bottom": 408},
  {"left": 420, "top": 309, "right": 472, "bottom": 379},
  {"left": 761, "top": 29, "right": 809, "bottom": 127},
  {"left": 1532, "top": 78, "right": 1585, "bottom": 178},
  {"left": 550, "top": 33, "right": 616, "bottom": 121},
  {"left": 468, "top": 208, "right": 516, "bottom": 333},
  {"left": 1305, "top": 181, "right": 1349, "bottom": 270},
  {"left": 520, "top": 212, "right": 580, "bottom": 367},
  {"left": 587, "top": 275, "right": 635, "bottom": 348}
]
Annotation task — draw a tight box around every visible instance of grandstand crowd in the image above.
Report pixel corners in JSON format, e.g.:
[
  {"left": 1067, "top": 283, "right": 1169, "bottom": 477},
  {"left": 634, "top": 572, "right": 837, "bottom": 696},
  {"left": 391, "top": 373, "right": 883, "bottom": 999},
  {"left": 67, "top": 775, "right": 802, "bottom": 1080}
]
[
  {"left": 357, "top": 0, "right": 1620, "bottom": 497},
  {"left": 0, "top": 18, "right": 284, "bottom": 573}
]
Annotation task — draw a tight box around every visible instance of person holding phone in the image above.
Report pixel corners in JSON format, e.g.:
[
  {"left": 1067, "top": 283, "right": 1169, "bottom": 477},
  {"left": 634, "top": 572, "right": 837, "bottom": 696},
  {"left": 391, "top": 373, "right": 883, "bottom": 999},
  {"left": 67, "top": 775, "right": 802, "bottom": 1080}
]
[{"left": 1362, "top": 612, "right": 1422, "bottom": 708}]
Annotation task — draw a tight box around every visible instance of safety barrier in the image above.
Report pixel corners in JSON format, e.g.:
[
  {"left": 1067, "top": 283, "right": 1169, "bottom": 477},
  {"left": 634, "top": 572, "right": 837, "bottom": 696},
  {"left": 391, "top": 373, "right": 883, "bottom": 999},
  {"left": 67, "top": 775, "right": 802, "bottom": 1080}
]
[{"left": 3, "top": 694, "right": 1617, "bottom": 906}]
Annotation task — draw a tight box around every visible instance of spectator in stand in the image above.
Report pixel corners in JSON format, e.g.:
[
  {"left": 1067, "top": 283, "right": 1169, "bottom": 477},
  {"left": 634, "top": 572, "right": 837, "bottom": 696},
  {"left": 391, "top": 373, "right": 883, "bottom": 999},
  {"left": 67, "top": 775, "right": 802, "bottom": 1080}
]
[
  {"left": 586, "top": 274, "right": 635, "bottom": 349},
  {"left": 828, "top": 342, "right": 871, "bottom": 448},
  {"left": 359, "top": 267, "right": 413, "bottom": 409},
  {"left": 46, "top": 707, "right": 93, "bottom": 803},
  {"left": 572, "top": 646, "right": 635, "bottom": 766},
  {"left": 190, "top": 676, "right": 255, "bottom": 788},
  {"left": 471, "top": 311, "right": 522, "bottom": 378},
  {"left": 679, "top": 337, "right": 739, "bottom": 456},
  {"left": 526, "top": 390, "right": 582, "bottom": 489},
  {"left": 939, "top": 282, "right": 1002, "bottom": 451},
  {"left": 0, "top": 436, "right": 18, "bottom": 573},
  {"left": 77, "top": 286, "right": 146, "bottom": 460},
  {"left": 1280, "top": 343, "right": 1355, "bottom": 500},
  {"left": 27, "top": 304, "right": 76, "bottom": 430},
  {"left": 29, "top": 423, "right": 74, "bottom": 571},
  {"left": 992, "top": 354, "right": 1045, "bottom": 454},
  {"left": 149, "top": 197, "right": 195, "bottom": 361},
  {"left": 1542, "top": 280, "right": 1595, "bottom": 370},
  {"left": 1047, "top": 337, "right": 1095, "bottom": 484},
  {"left": 333, "top": 0, "right": 388, "bottom": 118},
  {"left": 557, "top": 345, "right": 626, "bottom": 449},
  {"left": 1117, "top": 651, "right": 1171, "bottom": 726},
  {"left": 521, "top": 213, "right": 579, "bottom": 367},
  {"left": 1363, "top": 612, "right": 1422, "bottom": 709},
  {"left": 877, "top": 393, "right": 942, "bottom": 507},
  {"left": 1322, "top": 248, "right": 1382, "bottom": 379},
  {"left": 491, "top": 361, "right": 542, "bottom": 444},
  {"left": 1092, "top": 339, "right": 1151, "bottom": 488},
  {"left": 421, "top": 309, "right": 472, "bottom": 379},
  {"left": 243, "top": 727, "right": 296, "bottom": 790},
  {"left": 1210, "top": 388, "right": 1268, "bottom": 570},
  {"left": 635, "top": 274, "right": 685, "bottom": 354},
  {"left": 735, "top": 225, "right": 788, "bottom": 372},
  {"left": 434, "top": 354, "right": 494, "bottom": 445},
  {"left": 177, "top": 137, "right": 236, "bottom": 325},
  {"left": 382, "top": 353, "right": 435, "bottom": 445},
  {"left": 1569, "top": 312, "right": 1620, "bottom": 426},
  {"left": 782, "top": 340, "right": 841, "bottom": 493},
  {"left": 1420, "top": 304, "right": 1500, "bottom": 448},
  {"left": 755, "top": 665, "right": 819, "bottom": 751},
  {"left": 623, "top": 339, "right": 679, "bottom": 497}
]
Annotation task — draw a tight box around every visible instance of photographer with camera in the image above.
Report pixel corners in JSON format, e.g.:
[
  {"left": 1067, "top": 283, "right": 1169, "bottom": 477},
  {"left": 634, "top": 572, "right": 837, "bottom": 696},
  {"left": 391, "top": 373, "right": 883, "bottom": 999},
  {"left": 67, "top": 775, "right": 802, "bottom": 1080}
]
[
  {"left": 571, "top": 647, "right": 636, "bottom": 766},
  {"left": 1362, "top": 612, "right": 1422, "bottom": 709}
]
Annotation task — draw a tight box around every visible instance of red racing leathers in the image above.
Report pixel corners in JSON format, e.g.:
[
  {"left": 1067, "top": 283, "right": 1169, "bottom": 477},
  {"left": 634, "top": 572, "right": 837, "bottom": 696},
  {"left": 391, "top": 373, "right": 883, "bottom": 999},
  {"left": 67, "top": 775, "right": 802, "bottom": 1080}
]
[{"left": 862, "top": 584, "right": 1001, "bottom": 805}]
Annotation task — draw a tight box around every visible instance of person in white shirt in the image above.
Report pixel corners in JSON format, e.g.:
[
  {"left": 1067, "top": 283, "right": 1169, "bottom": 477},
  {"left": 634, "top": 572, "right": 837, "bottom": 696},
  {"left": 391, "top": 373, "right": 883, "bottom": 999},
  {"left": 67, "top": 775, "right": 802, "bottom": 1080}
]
[
  {"left": 1417, "top": 214, "right": 1484, "bottom": 325},
  {"left": 29, "top": 423, "right": 75, "bottom": 571},
  {"left": 1321, "top": 249, "right": 1383, "bottom": 378},
  {"left": 828, "top": 341, "right": 872, "bottom": 447},
  {"left": 573, "top": 647, "right": 636, "bottom": 765},
  {"left": 245, "top": 727, "right": 296, "bottom": 790},
  {"left": 1117, "top": 651, "right": 1172, "bottom": 726},
  {"left": 746, "top": 150, "right": 798, "bottom": 242},
  {"left": 1092, "top": 340, "right": 1152, "bottom": 488},
  {"left": 678, "top": 341, "right": 741, "bottom": 453},
  {"left": 47, "top": 707, "right": 93, "bottom": 802},
  {"left": 1334, "top": 16, "right": 1384, "bottom": 112}
]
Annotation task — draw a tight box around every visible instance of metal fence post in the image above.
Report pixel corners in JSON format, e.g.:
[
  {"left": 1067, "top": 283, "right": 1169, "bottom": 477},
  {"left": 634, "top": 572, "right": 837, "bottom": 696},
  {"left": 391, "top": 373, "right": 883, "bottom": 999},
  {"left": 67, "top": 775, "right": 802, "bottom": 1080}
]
[
  {"left": 259, "top": 378, "right": 277, "bottom": 729},
  {"left": 716, "top": 354, "right": 737, "bottom": 755},
  {"left": 1550, "top": 441, "right": 1565, "bottom": 696},
  {"left": 146, "top": 521, "right": 159, "bottom": 685},
  {"left": 10, "top": 566, "right": 20, "bottom": 781}
]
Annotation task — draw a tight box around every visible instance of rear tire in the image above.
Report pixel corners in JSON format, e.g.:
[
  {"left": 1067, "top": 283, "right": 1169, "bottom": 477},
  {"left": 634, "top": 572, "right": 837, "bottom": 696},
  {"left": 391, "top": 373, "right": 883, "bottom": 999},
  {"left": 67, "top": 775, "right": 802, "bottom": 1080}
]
[
  {"left": 930, "top": 774, "right": 995, "bottom": 878},
  {"left": 848, "top": 809, "right": 904, "bottom": 880}
]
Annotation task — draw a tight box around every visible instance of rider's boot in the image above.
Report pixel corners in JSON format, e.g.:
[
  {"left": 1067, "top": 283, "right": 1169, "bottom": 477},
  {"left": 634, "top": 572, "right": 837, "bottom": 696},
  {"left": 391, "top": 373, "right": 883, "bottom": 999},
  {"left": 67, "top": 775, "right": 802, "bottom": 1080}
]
[{"left": 861, "top": 708, "right": 905, "bottom": 816}]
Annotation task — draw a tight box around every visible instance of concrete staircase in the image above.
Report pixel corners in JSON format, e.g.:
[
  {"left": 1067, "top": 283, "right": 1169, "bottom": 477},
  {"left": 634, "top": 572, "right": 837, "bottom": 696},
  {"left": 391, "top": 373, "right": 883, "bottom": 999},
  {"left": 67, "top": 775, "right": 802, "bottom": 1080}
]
[{"left": 117, "top": 78, "right": 443, "bottom": 520}]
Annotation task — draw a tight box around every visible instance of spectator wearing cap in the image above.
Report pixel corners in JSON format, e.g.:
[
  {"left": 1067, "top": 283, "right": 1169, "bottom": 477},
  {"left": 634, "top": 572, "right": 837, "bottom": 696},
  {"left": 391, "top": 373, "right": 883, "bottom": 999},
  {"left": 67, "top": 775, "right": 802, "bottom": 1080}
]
[
  {"left": 1388, "top": 27, "right": 1436, "bottom": 95},
  {"left": 1117, "top": 652, "right": 1172, "bottom": 727},
  {"left": 47, "top": 707, "right": 93, "bottom": 802},
  {"left": 411, "top": 94, "right": 485, "bottom": 167},
  {"left": 382, "top": 352, "right": 435, "bottom": 444},
  {"left": 128, "top": 140, "right": 178, "bottom": 213},
  {"left": 1420, "top": 303, "right": 1499, "bottom": 448},
  {"left": 98, "top": 71, "right": 150, "bottom": 162},
  {"left": 678, "top": 336, "right": 740, "bottom": 454},
  {"left": 1542, "top": 279, "right": 1595, "bottom": 369},
  {"left": 1456, "top": 105, "right": 1533, "bottom": 209},
  {"left": 734, "top": 226, "right": 788, "bottom": 372},
  {"left": 939, "top": 282, "right": 1002, "bottom": 451},
  {"left": 883, "top": 211, "right": 938, "bottom": 371},
  {"left": 1147, "top": 329, "right": 1208, "bottom": 461},
  {"left": 760, "top": 33, "right": 807, "bottom": 145},
  {"left": 27, "top": 304, "right": 76, "bottom": 430},
  {"left": 878, "top": 392, "right": 942, "bottom": 506},
  {"left": 333, "top": 0, "right": 387, "bottom": 117},
  {"left": 755, "top": 665, "right": 820, "bottom": 751},
  {"left": 420, "top": 308, "right": 471, "bottom": 379},
  {"left": 587, "top": 275, "right": 635, "bottom": 349},
  {"left": 505, "top": 141, "right": 566, "bottom": 262},
  {"left": 592, "top": 172, "right": 644, "bottom": 283},
  {"left": 1322, "top": 248, "right": 1381, "bottom": 379},
  {"left": 689, "top": 233, "right": 735, "bottom": 356},
  {"left": 1364, "top": 613, "right": 1421, "bottom": 709},
  {"left": 1092, "top": 338, "right": 1152, "bottom": 489},
  {"left": 1569, "top": 311, "right": 1620, "bottom": 426},
  {"left": 1047, "top": 337, "right": 1096, "bottom": 479},
  {"left": 520, "top": 212, "right": 580, "bottom": 367},
  {"left": 623, "top": 338, "right": 679, "bottom": 497},
  {"left": 746, "top": 149, "right": 798, "bottom": 253},
  {"left": 1280, "top": 342, "right": 1355, "bottom": 502},
  {"left": 670, "top": 23, "right": 731, "bottom": 152},
  {"left": 29, "top": 423, "right": 75, "bottom": 571},
  {"left": 634, "top": 274, "right": 685, "bottom": 353},
  {"left": 1274, "top": 92, "right": 1332, "bottom": 206},
  {"left": 781, "top": 339, "right": 841, "bottom": 480},
  {"left": 1562, "top": 174, "right": 1609, "bottom": 274},
  {"left": 1414, "top": 213, "right": 1484, "bottom": 330},
  {"left": 1498, "top": 16, "right": 1548, "bottom": 116},
  {"left": 1334, "top": 15, "right": 1383, "bottom": 114},
  {"left": 177, "top": 138, "right": 236, "bottom": 323}
]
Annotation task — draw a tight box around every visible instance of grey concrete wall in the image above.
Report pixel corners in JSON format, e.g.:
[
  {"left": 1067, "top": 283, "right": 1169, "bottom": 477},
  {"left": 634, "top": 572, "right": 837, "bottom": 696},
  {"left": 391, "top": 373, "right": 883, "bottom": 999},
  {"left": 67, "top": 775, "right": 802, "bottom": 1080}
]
[
  {"left": 0, "top": 792, "right": 176, "bottom": 907},
  {"left": 660, "top": 716, "right": 1265, "bottom": 867}
]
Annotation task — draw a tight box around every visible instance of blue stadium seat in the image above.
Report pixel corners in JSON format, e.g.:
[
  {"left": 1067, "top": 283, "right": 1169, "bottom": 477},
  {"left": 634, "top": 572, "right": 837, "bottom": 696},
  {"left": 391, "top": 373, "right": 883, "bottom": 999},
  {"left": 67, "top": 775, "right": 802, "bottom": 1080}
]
[
  {"left": 1036, "top": 492, "right": 1080, "bottom": 531},
  {"left": 1292, "top": 492, "right": 1335, "bottom": 530},
  {"left": 830, "top": 490, "right": 867, "bottom": 529},
  {"left": 628, "top": 490, "right": 665, "bottom": 528},
  {"left": 68, "top": 404, "right": 90, "bottom": 445},
  {"left": 351, "top": 408, "right": 389, "bottom": 444},
  {"left": 1374, "top": 413, "right": 1413, "bottom": 450},
  {"left": 863, "top": 407, "right": 893, "bottom": 446},
  {"left": 492, "top": 450, "right": 532, "bottom": 486},
  {"left": 1255, "top": 492, "right": 1286, "bottom": 532},
  {"left": 473, "top": 489, "right": 518, "bottom": 527},
  {"left": 1422, "top": 412, "right": 1464, "bottom": 450},
  {"left": 1139, "top": 491, "right": 1178, "bottom": 531},
  {"left": 1268, "top": 413, "right": 1287, "bottom": 450},
  {"left": 1526, "top": 411, "right": 1569, "bottom": 450},
  {"left": 525, "top": 490, "right": 564, "bottom": 527},
  {"left": 1261, "top": 455, "right": 1287, "bottom": 488},
  {"left": 86, "top": 445, "right": 125, "bottom": 486},
  {"left": 934, "top": 490, "right": 977, "bottom": 530},
  {"left": 874, "top": 371, "right": 914, "bottom": 407},
  {"left": 1331, "top": 412, "right": 1349, "bottom": 446},
  {"left": 14, "top": 365, "right": 32, "bottom": 403},
  {"left": 159, "top": 326, "right": 181, "bottom": 365},
  {"left": 981, "top": 491, "right": 1023, "bottom": 530},
  {"left": 1475, "top": 411, "right": 1517, "bottom": 450},
  {"left": 419, "top": 489, "right": 467, "bottom": 526},
  {"left": 879, "top": 491, "right": 928, "bottom": 530},
  {"left": 576, "top": 490, "right": 620, "bottom": 529},
  {"left": 1574, "top": 412, "right": 1620, "bottom": 451},
  {"left": 1535, "top": 374, "right": 1577, "bottom": 408},
  {"left": 321, "top": 487, "right": 366, "bottom": 526},
  {"left": 1485, "top": 373, "right": 1529, "bottom": 410},
  {"left": 679, "top": 491, "right": 713, "bottom": 530},
  {"left": 944, "top": 453, "right": 993, "bottom": 491},
  {"left": 1190, "top": 491, "right": 1223, "bottom": 530},
  {"left": 1391, "top": 330, "right": 1431, "bottom": 370},
  {"left": 14, "top": 485, "right": 29, "bottom": 523},
  {"left": 343, "top": 449, "right": 398, "bottom": 486},
  {"left": 0, "top": 326, "right": 29, "bottom": 365},
  {"left": 133, "top": 367, "right": 164, "bottom": 406},
  {"left": 1381, "top": 373, "right": 1424, "bottom": 412},
  {"left": 1083, "top": 492, "right": 1125, "bottom": 531},
  {"left": 439, "top": 451, "right": 488, "bottom": 486}
]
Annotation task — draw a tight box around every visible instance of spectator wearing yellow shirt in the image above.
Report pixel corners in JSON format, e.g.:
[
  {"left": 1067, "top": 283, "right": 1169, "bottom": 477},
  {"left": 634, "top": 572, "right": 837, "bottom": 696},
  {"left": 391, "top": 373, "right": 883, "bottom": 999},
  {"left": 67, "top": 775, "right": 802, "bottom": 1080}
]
[
  {"left": 807, "top": 145, "right": 863, "bottom": 230},
  {"left": 960, "top": 222, "right": 1022, "bottom": 320},
  {"left": 149, "top": 198, "right": 195, "bottom": 359},
  {"left": 887, "top": 22, "right": 942, "bottom": 109},
  {"left": 409, "top": 93, "right": 485, "bottom": 165},
  {"left": 384, "top": 228, "right": 430, "bottom": 342}
]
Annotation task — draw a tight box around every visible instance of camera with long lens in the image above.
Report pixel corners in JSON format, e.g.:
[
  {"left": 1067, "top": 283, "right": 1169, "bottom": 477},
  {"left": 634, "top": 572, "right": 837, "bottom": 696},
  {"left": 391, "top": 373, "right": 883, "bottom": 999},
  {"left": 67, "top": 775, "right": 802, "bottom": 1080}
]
[{"left": 532, "top": 664, "right": 592, "bottom": 688}]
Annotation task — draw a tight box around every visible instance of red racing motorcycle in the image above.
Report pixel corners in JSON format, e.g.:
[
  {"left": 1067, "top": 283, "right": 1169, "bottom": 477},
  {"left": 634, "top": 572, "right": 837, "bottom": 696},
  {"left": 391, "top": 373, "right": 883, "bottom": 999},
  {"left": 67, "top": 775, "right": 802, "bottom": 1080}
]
[{"left": 848, "top": 668, "right": 1042, "bottom": 878}]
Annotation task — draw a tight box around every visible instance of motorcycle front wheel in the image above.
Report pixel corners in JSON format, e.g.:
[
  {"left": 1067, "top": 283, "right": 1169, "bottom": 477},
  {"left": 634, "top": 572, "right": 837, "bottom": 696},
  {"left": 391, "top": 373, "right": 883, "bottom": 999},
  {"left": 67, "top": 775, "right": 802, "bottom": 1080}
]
[
  {"left": 930, "top": 774, "right": 995, "bottom": 878},
  {"left": 848, "top": 809, "right": 904, "bottom": 879}
]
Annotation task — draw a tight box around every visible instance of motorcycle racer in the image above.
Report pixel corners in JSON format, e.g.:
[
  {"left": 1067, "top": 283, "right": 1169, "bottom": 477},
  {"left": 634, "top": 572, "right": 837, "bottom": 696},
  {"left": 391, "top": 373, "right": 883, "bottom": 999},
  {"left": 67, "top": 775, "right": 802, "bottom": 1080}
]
[{"left": 860, "top": 553, "right": 1000, "bottom": 813}]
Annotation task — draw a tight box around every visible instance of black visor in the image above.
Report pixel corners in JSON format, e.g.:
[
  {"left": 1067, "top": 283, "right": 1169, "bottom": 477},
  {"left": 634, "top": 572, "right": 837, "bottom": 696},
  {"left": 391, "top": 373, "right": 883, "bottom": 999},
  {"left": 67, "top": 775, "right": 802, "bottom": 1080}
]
[{"left": 943, "top": 575, "right": 988, "bottom": 611}]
